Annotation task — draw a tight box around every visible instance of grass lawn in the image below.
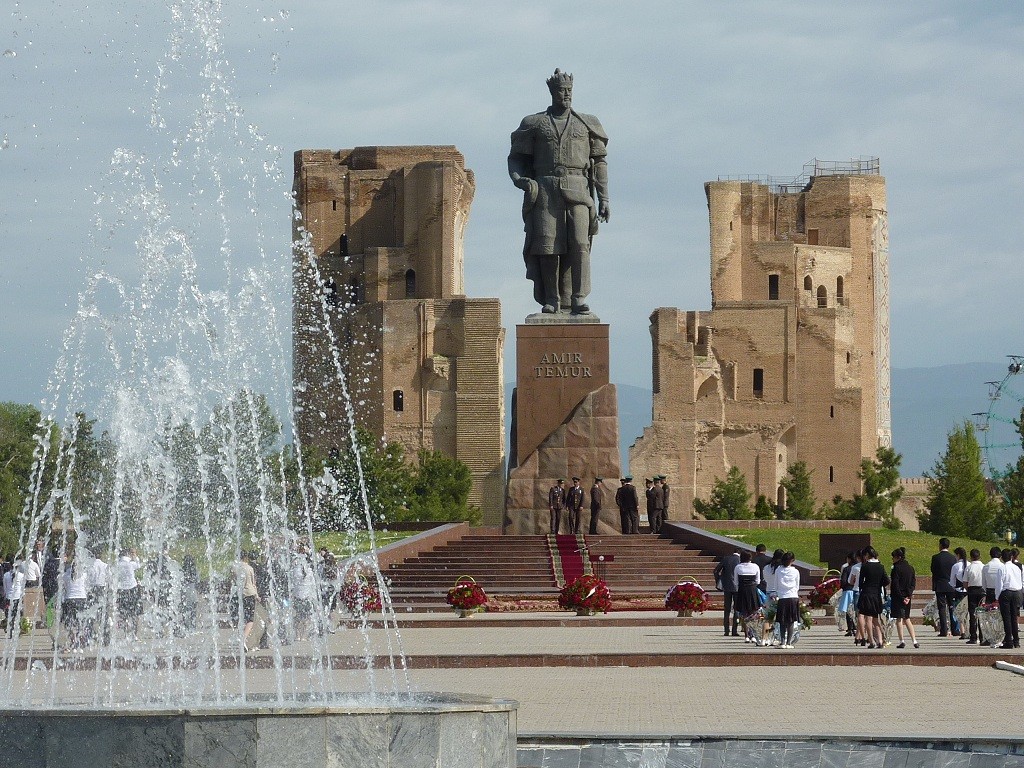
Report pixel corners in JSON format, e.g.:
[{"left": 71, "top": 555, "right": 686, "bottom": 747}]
[
  {"left": 713, "top": 527, "right": 1000, "bottom": 577},
  {"left": 313, "top": 529, "right": 417, "bottom": 558}
]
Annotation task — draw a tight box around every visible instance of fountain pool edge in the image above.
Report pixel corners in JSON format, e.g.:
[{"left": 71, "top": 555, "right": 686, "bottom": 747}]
[{"left": 0, "top": 692, "right": 518, "bottom": 767}]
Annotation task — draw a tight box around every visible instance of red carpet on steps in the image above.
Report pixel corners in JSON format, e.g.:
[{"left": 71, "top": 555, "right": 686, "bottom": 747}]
[{"left": 555, "top": 535, "right": 585, "bottom": 583}]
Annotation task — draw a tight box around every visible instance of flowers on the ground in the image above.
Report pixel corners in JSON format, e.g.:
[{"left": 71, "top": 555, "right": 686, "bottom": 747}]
[
  {"left": 664, "top": 581, "right": 711, "bottom": 613},
  {"left": 339, "top": 578, "right": 382, "bottom": 616},
  {"left": 922, "top": 598, "right": 937, "bottom": 628},
  {"left": 446, "top": 578, "right": 488, "bottom": 612},
  {"left": 799, "top": 601, "right": 814, "bottom": 629},
  {"left": 558, "top": 575, "right": 612, "bottom": 614},
  {"left": 807, "top": 577, "right": 841, "bottom": 609}
]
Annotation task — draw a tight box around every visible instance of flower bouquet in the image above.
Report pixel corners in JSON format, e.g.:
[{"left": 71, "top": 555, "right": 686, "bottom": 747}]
[
  {"left": 976, "top": 601, "right": 1002, "bottom": 644},
  {"left": 808, "top": 577, "right": 841, "bottom": 611},
  {"left": 446, "top": 576, "right": 488, "bottom": 617},
  {"left": 799, "top": 601, "right": 814, "bottom": 630},
  {"left": 762, "top": 601, "right": 813, "bottom": 646},
  {"left": 558, "top": 574, "right": 612, "bottom": 616},
  {"left": 0, "top": 613, "right": 31, "bottom": 636},
  {"left": 664, "top": 579, "right": 711, "bottom": 617},
  {"left": 338, "top": 578, "right": 382, "bottom": 619},
  {"left": 921, "top": 598, "right": 938, "bottom": 630}
]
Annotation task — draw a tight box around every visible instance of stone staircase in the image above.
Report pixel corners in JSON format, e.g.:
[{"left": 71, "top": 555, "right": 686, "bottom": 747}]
[{"left": 384, "top": 533, "right": 722, "bottom": 612}]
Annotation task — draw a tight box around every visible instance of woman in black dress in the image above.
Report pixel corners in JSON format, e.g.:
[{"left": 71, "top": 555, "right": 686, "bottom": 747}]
[
  {"left": 733, "top": 551, "right": 761, "bottom": 631},
  {"left": 889, "top": 547, "right": 919, "bottom": 649},
  {"left": 856, "top": 546, "right": 890, "bottom": 648}
]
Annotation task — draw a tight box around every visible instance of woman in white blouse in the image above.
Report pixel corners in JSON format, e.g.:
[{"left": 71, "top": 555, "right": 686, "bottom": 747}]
[{"left": 774, "top": 552, "right": 802, "bottom": 649}]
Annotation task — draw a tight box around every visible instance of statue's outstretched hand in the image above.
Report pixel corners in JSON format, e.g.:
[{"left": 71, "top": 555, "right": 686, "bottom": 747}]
[{"left": 598, "top": 200, "right": 610, "bottom": 223}]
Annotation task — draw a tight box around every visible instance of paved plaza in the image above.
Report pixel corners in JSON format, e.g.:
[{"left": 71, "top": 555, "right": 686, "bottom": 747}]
[{"left": 3, "top": 612, "right": 1022, "bottom": 741}]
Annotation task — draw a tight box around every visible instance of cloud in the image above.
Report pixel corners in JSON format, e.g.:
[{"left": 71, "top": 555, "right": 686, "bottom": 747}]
[{"left": 1, "top": 0, "right": 1023, "bottom": 413}]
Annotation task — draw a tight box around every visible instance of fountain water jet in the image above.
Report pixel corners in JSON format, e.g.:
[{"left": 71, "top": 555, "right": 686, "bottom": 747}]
[{"left": 0, "top": 1, "right": 515, "bottom": 764}]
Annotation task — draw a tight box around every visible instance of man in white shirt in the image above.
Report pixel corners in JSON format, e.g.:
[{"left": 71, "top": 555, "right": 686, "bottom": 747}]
[
  {"left": 114, "top": 550, "right": 142, "bottom": 639},
  {"left": 19, "top": 555, "right": 44, "bottom": 628},
  {"left": 982, "top": 546, "right": 1005, "bottom": 602},
  {"left": 86, "top": 552, "right": 111, "bottom": 646},
  {"left": 962, "top": 549, "right": 986, "bottom": 644},
  {"left": 996, "top": 548, "right": 1022, "bottom": 649},
  {"left": 4, "top": 562, "right": 26, "bottom": 638}
]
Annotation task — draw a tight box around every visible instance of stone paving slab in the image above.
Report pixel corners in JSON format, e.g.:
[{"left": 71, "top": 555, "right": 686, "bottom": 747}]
[
  {"left": 5, "top": 616, "right": 1021, "bottom": 672},
  {"left": 386, "top": 666, "right": 1024, "bottom": 741},
  {"left": 4, "top": 619, "right": 1024, "bottom": 744}
]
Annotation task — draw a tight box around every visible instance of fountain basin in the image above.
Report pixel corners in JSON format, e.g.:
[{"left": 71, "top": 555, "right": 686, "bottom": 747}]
[{"left": 0, "top": 692, "right": 517, "bottom": 767}]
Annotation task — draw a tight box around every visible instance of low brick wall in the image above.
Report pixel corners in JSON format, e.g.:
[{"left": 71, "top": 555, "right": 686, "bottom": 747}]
[
  {"left": 373, "top": 522, "right": 470, "bottom": 571},
  {"left": 689, "top": 519, "right": 881, "bottom": 530},
  {"left": 661, "top": 522, "right": 825, "bottom": 585}
]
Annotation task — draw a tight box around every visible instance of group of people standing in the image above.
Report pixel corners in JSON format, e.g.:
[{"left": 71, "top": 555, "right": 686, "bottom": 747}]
[
  {"left": 0, "top": 545, "right": 152, "bottom": 648},
  {"left": 546, "top": 475, "right": 671, "bottom": 536},
  {"left": 713, "top": 537, "right": 1024, "bottom": 652},
  {"left": 836, "top": 546, "right": 918, "bottom": 650},
  {"left": 713, "top": 546, "right": 803, "bottom": 648},
  {"left": 923, "top": 539, "right": 1022, "bottom": 650},
  {"left": 0, "top": 537, "right": 355, "bottom": 653}
]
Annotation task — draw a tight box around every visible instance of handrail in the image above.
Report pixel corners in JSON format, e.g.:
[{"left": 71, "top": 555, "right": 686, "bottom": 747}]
[{"left": 717, "top": 157, "right": 880, "bottom": 193}]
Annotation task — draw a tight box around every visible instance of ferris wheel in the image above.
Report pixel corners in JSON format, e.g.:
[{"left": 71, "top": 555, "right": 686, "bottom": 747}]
[{"left": 976, "top": 355, "right": 1024, "bottom": 504}]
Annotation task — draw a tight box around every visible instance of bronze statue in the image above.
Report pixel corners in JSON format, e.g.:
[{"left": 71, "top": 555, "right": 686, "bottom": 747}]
[{"left": 509, "top": 69, "right": 610, "bottom": 315}]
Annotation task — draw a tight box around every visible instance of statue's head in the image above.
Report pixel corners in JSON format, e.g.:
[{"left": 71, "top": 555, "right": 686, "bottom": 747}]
[{"left": 546, "top": 68, "right": 573, "bottom": 109}]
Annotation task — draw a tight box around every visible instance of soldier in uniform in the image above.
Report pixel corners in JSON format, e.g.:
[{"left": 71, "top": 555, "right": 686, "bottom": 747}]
[
  {"left": 615, "top": 476, "right": 640, "bottom": 535},
  {"left": 566, "top": 477, "right": 585, "bottom": 535},
  {"left": 589, "top": 477, "right": 604, "bottom": 534},
  {"left": 651, "top": 476, "right": 666, "bottom": 534},
  {"left": 548, "top": 478, "right": 566, "bottom": 535},
  {"left": 644, "top": 479, "right": 657, "bottom": 531},
  {"left": 508, "top": 69, "right": 610, "bottom": 314}
]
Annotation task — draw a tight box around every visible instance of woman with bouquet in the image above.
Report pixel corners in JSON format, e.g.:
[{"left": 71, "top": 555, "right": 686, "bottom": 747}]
[
  {"left": 774, "top": 552, "right": 801, "bottom": 649},
  {"left": 857, "top": 546, "right": 890, "bottom": 649},
  {"left": 733, "top": 552, "right": 761, "bottom": 641},
  {"left": 890, "top": 547, "right": 919, "bottom": 649}
]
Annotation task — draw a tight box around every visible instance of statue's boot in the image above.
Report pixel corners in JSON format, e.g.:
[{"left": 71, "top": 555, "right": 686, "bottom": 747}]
[
  {"left": 568, "top": 244, "right": 591, "bottom": 314},
  {"left": 541, "top": 257, "right": 561, "bottom": 313}
]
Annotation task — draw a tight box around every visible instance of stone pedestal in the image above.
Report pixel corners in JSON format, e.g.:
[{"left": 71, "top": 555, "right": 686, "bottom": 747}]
[
  {"left": 505, "top": 323, "right": 621, "bottom": 534},
  {"left": 0, "top": 694, "right": 517, "bottom": 767}
]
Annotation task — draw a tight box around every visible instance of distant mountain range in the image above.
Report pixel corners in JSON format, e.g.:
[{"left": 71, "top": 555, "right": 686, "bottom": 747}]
[{"left": 505, "top": 362, "right": 1012, "bottom": 477}]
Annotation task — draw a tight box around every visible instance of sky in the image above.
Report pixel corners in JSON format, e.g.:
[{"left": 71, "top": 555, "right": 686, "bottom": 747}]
[{"left": 2, "top": 1, "right": 1023, "bottom": 426}]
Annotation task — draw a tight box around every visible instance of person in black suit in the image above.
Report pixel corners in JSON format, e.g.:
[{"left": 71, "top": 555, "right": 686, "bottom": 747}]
[
  {"left": 858, "top": 546, "right": 890, "bottom": 649},
  {"left": 566, "top": 477, "right": 585, "bottom": 535},
  {"left": 890, "top": 547, "right": 919, "bottom": 649},
  {"left": 588, "top": 478, "right": 604, "bottom": 535},
  {"left": 930, "top": 537, "right": 957, "bottom": 637},
  {"left": 713, "top": 552, "right": 741, "bottom": 637},
  {"left": 752, "top": 544, "right": 772, "bottom": 594}
]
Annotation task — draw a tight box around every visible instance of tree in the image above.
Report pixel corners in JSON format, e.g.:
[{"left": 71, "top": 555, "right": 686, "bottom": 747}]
[
  {"left": 754, "top": 494, "right": 775, "bottom": 520},
  {"left": 404, "top": 450, "right": 481, "bottom": 525},
  {"left": 200, "top": 389, "right": 285, "bottom": 539},
  {"left": 693, "top": 467, "right": 752, "bottom": 520},
  {"left": 0, "top": 402, "right": 61, "bottom": 555},
  {"left": 60, "top": 413, "right": 113, "bottom": 550},
  {"left": 308, "top": 435, "right": 482, "bottom": 529},
  {"left": 778, "top": 461, "right": 816, "bottom": 520},
  {"left": 821, "top": 447, "right": 904, "bottom": 529},
  {"left": 313, "top": 428, "right": 413, "bottom": 531},
  {"left": 0, "top": 403, "right": 38, "bottom": 554},
  {"left": 855, "top": 446, "right": 904, "bottom": 529},
  {"left": 994, "top": 406, "right": 1024, "bottom": 542},
  {"left": 919, "top": 422, "right": 996, "bottom": 539}
]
